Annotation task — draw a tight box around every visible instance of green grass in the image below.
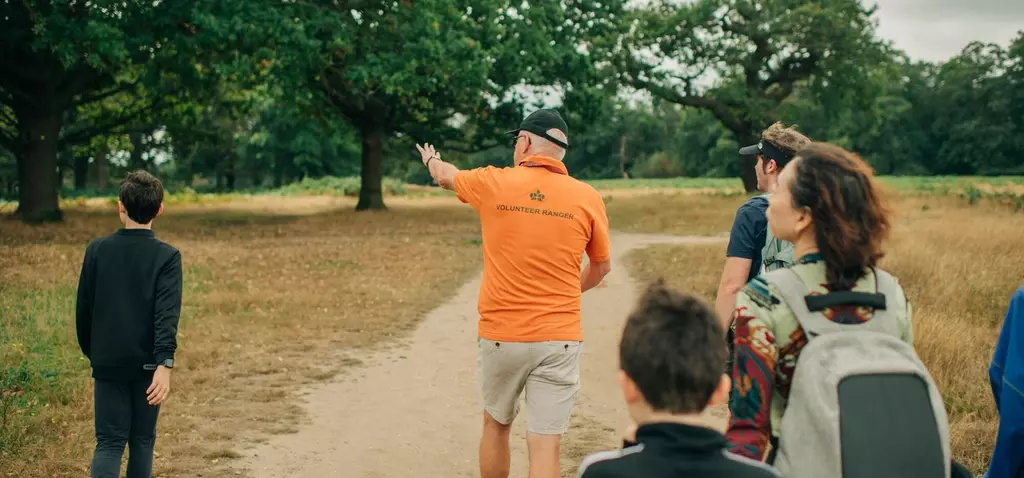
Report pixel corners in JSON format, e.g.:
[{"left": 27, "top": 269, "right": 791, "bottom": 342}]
[
  {"left": 587, "top": 175, "right": 1024, "bottom": 192},
  {"left": 586, "top": 177, "right": 740, "bottom": 190},
  {"left": 0, "top": 283, "right": 90, "bottom": 460},
  {"left": 1, "top": 175, "right": 1021, "bottom": 213}
]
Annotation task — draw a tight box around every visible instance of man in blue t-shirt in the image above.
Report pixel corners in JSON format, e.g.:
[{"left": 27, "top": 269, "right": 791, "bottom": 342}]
[{"left": 713, "top": 123, "right": 811, "bottom": 351}]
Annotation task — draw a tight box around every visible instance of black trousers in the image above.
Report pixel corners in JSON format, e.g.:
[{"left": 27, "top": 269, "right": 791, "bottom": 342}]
[{"left": 91, "top": 378, "right": 161, "bottom": 478}]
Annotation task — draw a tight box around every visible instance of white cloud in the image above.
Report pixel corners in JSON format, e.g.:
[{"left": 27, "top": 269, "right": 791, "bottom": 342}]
[{"left": 866, "top": 0, "right": 1023, "bottom": 62}]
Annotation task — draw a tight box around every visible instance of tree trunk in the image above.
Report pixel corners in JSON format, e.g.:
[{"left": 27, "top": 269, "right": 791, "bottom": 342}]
[
  {"left": 356, "top": 125, "right": 387, "bottom": 211},
  {"left": 74, "top": 153, "right": 90, "bottom": 190},
  {"left": 735, "top": 131, "right": 760, "bottom": 193},
  {"left": 95, "top": 148, "right": 109, "bottom": 193},
  {"left": 619, "top": 135, "right": 629, "bottom": 179},
  {"left": 15, "top": 110, "right": 63, "bottom": 223},
  {"left": 130, "top": 132, "right": 145, "bottom": 170},
  {"left": 225, "top": 153, "right": 236, "bottom": 190}
]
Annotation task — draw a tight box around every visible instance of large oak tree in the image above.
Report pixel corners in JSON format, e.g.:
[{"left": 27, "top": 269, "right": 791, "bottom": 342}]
[
  {"left": 0, "top": 0, "right": 283, "bottom": 222},
  {"left": 307, "top": 0, "right": 625, "bottom": 210},
  {"left": 609, "top": 0, "right": 888, "bottom": 191}
]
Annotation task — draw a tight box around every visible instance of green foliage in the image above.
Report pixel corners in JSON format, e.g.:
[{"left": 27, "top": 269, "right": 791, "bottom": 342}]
[
  {"left": 2, "top": 0, "right": 1023, "bottom": 215},
  {"left": 271, "top": 176, "right": 408, "bottom": 197}
]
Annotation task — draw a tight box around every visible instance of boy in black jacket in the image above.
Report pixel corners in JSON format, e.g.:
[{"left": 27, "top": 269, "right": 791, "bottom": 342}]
[
  {"left": 76, "top": 170, "right": 182, "bottom": 478},
  {"left": 577, "top": 281, "right": 779, "bottom": 478}
]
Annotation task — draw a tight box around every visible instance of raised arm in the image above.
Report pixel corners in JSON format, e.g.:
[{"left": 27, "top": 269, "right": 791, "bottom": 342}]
[{"left": 417, "top": 143, "right": 460, "bottom": 190}]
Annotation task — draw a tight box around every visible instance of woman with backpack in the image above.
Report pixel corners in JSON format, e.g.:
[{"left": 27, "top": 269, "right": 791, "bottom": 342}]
[{"left": 723, "top": 143, "right": 969, "bottom": 478}]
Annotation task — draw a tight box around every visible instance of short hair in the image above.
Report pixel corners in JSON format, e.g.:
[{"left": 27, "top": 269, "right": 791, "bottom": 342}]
[
  {"left": 119, "top": 170, "right": 164, "bottom": 224},
  {"left": 619, "top": 280, "right": 726, "bottom": 414},
  {"left": 788, "top": 142, "right": 893, "bottom": 291},
  {"left": 762, "top": 121, "right": 811, "bottom": 165},
  {"left": 527, "top": 128, "right": 568, "bottom": 160}
]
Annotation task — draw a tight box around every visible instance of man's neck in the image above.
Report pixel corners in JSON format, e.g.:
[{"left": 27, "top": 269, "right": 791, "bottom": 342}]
[
  {"left": 122, "top": 221, "right": 152, "bottom": 230},
  {"left": 635, "top": 411, "right": 713, "bottom": 430}
]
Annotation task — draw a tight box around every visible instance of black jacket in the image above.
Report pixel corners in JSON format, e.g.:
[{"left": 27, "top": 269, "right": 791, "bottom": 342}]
[
  {"left": 76, "top": 228, "right": 182, "bottom": 381},
  {"left": 578, "top": 423, "right": 779, "bottom": 478}
]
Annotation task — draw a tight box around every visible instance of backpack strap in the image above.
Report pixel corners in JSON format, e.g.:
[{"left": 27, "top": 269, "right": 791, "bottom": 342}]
[
  {"left": 762, "top": 267, "right": 904, "bottom": 339},
  {"left": 762, "top": 268, "right": 833, "bottom": 337}
]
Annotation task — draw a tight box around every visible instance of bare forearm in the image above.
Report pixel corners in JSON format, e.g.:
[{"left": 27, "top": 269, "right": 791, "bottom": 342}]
[
  {"left": 715, "top": 288, "right": 739, "bottom": 331},
  {"left": 428, "top": 158, "right": 459, "bottom": 190},
  {"left": 581, "top": 260, "right": 611, "bottom": 292},
  {"left": 716, "top": 258, "right": 752, "bottom": 330}
]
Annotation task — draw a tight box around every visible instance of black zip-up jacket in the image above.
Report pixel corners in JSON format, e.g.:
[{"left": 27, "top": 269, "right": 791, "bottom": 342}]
[
  {"left": 578, "top": 423, "right": 780, "bottom": 478},
  {"left": 75, "top": 228, "right": 182, "bottom": 381}
]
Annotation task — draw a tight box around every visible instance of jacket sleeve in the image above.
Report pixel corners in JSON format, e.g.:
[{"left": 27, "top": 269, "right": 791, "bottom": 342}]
[
  {"left": 75, "top": 243, "right": 95, "bottom": 358},
  {"left": 726, "top": 283, "right": 779, "bottom": 461},
  {"left": 986, "top": 287, "right": 1024, "bottom": 478},
  {"left": 153, "top": 250, "right": 183, "bottom": 364}
]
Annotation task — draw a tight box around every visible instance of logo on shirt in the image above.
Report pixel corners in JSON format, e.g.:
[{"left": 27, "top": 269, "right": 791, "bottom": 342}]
[{"left": 529, "top": 189, "right": 545, "bottom": 202}]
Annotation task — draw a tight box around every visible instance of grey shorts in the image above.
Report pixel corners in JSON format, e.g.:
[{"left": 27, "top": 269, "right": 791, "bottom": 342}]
[{"left": 477, "top": 338, "right": 583, "bottom": 435}]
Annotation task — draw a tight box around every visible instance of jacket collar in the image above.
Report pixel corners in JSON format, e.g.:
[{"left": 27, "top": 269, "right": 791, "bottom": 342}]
[
  {"left": 116, "top": 228, "right": 155, "bottom": 237},
  {"left": 635, "top": 422, "right": 726, "bottom": 452},
  {"left": 516, "top": 155, "right": 568, "bottom": 175}
]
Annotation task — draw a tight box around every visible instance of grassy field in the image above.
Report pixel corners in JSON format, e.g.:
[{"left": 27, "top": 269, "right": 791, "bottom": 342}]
[
  {"left": 623, "top": 193, "right": 1022, "bottom": 474},
  {"left": 1, "top": 176, "right": 1020, "bottom": 476},
  {"left": 0, "top": 196, "right": 484, "bottom": 477}
]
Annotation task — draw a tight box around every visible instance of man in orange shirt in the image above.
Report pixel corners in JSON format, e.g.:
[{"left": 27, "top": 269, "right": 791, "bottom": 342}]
[{"left": 416, "top": 109, "right": 612, "bottom": 478}]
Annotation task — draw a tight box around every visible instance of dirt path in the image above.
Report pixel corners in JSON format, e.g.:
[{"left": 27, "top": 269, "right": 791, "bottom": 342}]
[{"left": 237, "top": 232, "right": 728, "bottom": 478}]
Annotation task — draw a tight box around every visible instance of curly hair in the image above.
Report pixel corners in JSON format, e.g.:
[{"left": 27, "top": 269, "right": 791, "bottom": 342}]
[
  {"left": 789, "top": 143, "right": 893, "bottom": 290},
  {"left": 761, "top": 121, "right": 812, "bottom": 157}
]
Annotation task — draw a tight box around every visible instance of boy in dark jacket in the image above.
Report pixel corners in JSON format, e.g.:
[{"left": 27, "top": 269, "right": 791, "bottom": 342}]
[
  {"left": 76, "top": 170, "right": 182, "bottom": 478},
  {"left": 577, "top": 280, "right": 778, "bottom": 478}
]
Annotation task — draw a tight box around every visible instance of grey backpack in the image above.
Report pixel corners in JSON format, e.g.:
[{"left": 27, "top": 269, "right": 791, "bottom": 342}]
[
  {"left": 762, "top": 267, "right": 951, "bottom": 478},
  {"left": 759, "top": 193, "right": 795, "bottom": 274},
  {"left": 762, "top": 226, "right": 796, "bottom": 273}
]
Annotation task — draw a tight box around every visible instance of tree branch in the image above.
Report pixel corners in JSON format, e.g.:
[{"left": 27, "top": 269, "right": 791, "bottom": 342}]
[
  {"left": 763, "top": 53, "right": 820, "bottom": 101},
  {"left": 61, "top": 99, "right": 161, "bottom": 146},
  {"left": 70, "top": 79, "right": 139, "bottom": 108},
  {"left": 629, "top": 75, "right": 746, "bottom": 135},
  {"left": 57, "top": 67, "right": 106, "bottom": 109}
]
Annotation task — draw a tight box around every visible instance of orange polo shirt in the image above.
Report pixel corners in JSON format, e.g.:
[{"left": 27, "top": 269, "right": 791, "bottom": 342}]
[{"left": 453, "top": 155, "right": 611, "bottom": 343}]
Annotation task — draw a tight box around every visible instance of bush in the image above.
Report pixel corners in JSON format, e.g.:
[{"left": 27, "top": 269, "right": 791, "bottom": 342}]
[
  {"left": 631, "top": 152, "right": 685, "bottom": 178},
  {"left": 270, "top": 176, "right": 407, "bottom": 197}
]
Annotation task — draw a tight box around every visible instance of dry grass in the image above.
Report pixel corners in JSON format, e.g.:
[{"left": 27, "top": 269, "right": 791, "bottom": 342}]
[
  {"left": 623, "top": 192, "right": 1022, "bottom": 474},
  {"left": 0, "top": 196, "right": 483, "bottom": 477},
  {"left": 605, "top": 192, "right": 745, "bottom": 236}
]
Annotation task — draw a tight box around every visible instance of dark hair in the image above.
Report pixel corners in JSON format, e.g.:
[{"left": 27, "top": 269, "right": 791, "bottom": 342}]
[
  {"left": 788, "top": 142, "right": 893, "bottom": 290},
  {"left": 119, "top": 170, "right": 164, "bottom": 224},
  {"left": 619, "top": 280, "right": 726, "bottom": 414}
]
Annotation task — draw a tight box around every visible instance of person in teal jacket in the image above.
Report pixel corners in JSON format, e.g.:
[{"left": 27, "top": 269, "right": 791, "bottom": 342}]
[{"left": 982, "top": 285, "right": 1024, "bottom": 478}]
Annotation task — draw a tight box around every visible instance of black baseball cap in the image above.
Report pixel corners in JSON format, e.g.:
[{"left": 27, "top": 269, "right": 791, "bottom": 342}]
[
  {"left": 739, "top": 139, "right": 796, "bottom": 167},
  {"left": 505, "top": 109, "right": 569, "bottom": 149}
]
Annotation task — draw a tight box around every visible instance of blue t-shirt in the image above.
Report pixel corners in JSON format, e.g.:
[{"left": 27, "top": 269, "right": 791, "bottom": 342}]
[{"left": 725, "top": 195, "right": 769, "bottom": 282}]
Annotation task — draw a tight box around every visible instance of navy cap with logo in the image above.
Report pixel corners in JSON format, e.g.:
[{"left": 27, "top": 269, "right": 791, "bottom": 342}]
[
  {"left": 505, "top": 109, "right": 569, "bottom": 149},
  {"left": 739, "top": 139, "right": 796, "bottom": 167}
]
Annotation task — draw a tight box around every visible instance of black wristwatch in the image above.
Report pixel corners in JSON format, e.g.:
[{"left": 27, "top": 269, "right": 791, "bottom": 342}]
[{"left": 159, "top": 358, "right": 174, "bottom": 369}]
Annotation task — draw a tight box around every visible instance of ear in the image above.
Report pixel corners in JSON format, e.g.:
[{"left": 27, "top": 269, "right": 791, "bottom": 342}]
[
  {"left": 156, "top": 203, "right": 165, "bottom": 217},
  {"left": 765, "top": 159, "right": 779, "bottom": 175},
  {"left": 618, "top": 370, "right": 641, "bottom": 405},
  {"left": 794, "top": 205, "right": 814, "bottom": 235},
  {"left": 707, "top": 374, "right": 732, "bottom": 407},
  {"left": 117, "top": 200, "right": 125, "bottom": 214}
]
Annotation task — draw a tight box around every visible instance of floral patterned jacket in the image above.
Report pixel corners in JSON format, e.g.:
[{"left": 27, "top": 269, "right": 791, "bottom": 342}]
[{"left": 724, "top": 253, "right": 914, "bottom": 461}]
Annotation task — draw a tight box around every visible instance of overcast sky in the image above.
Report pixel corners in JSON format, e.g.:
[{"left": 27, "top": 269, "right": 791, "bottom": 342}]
[{"left": 868, "top": 0, "right": 1023, "bottom": 62}]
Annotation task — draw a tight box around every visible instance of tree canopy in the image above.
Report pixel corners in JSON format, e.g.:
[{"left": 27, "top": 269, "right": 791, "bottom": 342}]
[{"left": 1, "top": 0, "right": 1021, "bottom": 221}]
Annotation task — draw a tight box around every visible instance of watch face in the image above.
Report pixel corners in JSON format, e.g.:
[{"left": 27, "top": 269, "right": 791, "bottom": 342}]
[{"left": 162, "top": 359, "right": 174, "bottom": 368}]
